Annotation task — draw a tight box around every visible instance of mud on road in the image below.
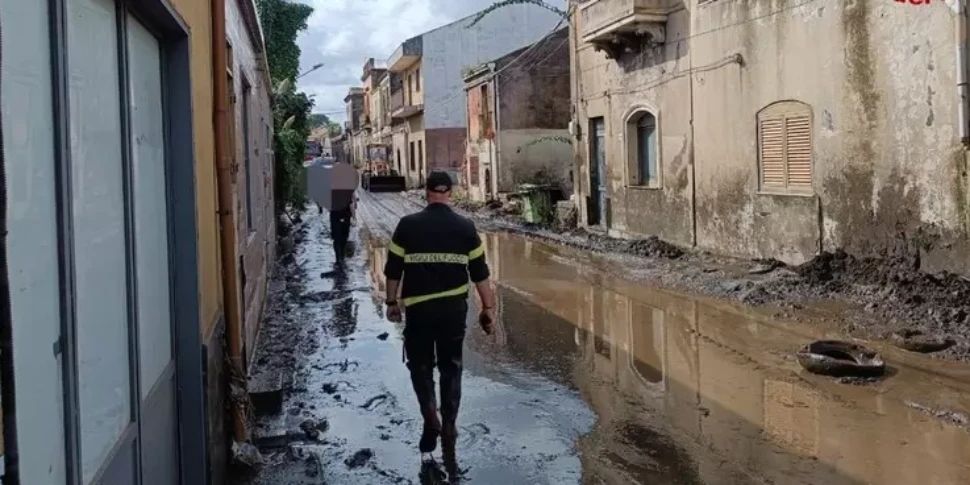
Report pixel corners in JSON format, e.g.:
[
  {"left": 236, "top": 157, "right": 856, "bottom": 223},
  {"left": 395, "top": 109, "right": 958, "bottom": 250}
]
[{"left": 239, "top": 192, "right": 970, "bottom": 485}]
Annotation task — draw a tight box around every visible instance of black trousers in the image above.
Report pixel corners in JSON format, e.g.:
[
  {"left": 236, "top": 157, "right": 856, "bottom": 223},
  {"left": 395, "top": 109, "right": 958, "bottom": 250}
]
[
  {"left": 329, "top": 212, "right": 351, "bottom": 261},
  {"left": 403, "top": 296, "right": 468, "bottom": 426}
]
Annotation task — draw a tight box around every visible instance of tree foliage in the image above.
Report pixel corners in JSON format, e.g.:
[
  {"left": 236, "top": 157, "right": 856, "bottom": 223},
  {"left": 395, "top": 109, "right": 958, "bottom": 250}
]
[
  {"left": 256, "top": 0, "right": 314, "bottom": 83},
  {"left": 256, "top": 0, "right": 315, "bottom": 216},
  {"left": 309, "top": 113, "right": 342, "bottom": 135},
  {"left": 271, "top": 81, "right": 314, "bottom": 214}
]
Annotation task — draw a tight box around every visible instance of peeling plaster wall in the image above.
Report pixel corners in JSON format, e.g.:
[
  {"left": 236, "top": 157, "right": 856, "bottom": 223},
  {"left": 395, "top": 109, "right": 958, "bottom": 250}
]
[
  {"left": 693, "top": 0, "right": 966, "bottom": 268},
  {"left": 227, "top": 0, "right": 275, "bottom": 364},
  {"left": 574, "top": 0, "right": 969, "bottom": 270},
  {"left": 575, "top": 6, "right": 695, "bottom": 247},
  {"left": 500, "top": 129, "right": 573, "bottom": 193},
  {"left": 495, "top": 29, "right": 572, "bottom": 194},
  {"left": 465, "top": 78, "right": 496, "bottom": 199},
  {"left": 422, "top": 4, "right": 562, "bottom": 130}
]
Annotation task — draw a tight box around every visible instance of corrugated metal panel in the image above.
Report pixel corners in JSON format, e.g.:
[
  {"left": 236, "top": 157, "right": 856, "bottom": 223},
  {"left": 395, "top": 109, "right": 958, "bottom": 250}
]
[
  {"left": 760, "top": 117, "right": 785, "bottom": 187},
  {"left": 785, "top": 115, "right": 812, "bottom": 188}
]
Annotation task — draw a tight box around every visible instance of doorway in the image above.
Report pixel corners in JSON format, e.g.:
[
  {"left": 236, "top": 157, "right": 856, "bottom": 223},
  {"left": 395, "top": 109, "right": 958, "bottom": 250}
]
[
  {"left": 589, "top": 118, "right": 607, "bottom": 226},
  {"left": 485, "top": 168, "right": 492, "bottom": 200}
]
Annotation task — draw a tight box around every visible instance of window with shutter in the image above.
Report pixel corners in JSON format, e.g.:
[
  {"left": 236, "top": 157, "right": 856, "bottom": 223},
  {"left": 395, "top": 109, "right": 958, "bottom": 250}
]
[
  {"left": 757, "top": 101, "right": 813, "bottom": 193},
  {"left": 624, "top": 109, "right": 661, "bottom": 188}
]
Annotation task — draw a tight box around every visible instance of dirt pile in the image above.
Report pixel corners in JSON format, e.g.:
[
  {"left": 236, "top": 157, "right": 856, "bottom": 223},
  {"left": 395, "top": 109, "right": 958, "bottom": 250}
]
[
  {"left": 767, "top": 250, "right": 970, "bottom": 360},
  {"left": 626, "top": 237, "right": 685, "bottom": 259}
]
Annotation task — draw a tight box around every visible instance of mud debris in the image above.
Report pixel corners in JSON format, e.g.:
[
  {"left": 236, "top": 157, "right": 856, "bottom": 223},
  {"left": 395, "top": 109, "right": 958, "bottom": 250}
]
[
  {"left": 299, "top": 418, "right": 329, "bottom": 440},
  {"left": 625, "top": 236, "right": 684, "bottom": 259},
  {"left": 457, "top": 201, "right": 970, "bottom": 362},
  {"left": 344, "top": 448, "right": 375, "bottom": 469},
  {"left": 906, "top": 401, "right": 970, "bottom": 431},
  {"left": 232, "top": 441, "right": 264, "bottom": 472},
  {"left": 304, "top": 454, "right": 321, "bottom": 477},
  {"left": 361, "top": 393, "right": 390, "bottom": 411},
  {"left": 377, "top": 332, "right": 390, "bottom": 340}
]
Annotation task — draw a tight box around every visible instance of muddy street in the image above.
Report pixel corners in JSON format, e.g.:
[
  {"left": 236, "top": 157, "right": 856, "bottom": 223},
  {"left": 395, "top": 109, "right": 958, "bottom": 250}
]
[{"left": 244, "top": 193, "right": 970, "bottom": 485}]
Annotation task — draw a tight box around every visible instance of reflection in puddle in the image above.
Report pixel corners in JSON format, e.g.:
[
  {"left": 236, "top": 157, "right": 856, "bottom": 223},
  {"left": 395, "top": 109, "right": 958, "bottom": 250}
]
[{"left": 366, "top": 232, "right": 970, "bottom": 485}]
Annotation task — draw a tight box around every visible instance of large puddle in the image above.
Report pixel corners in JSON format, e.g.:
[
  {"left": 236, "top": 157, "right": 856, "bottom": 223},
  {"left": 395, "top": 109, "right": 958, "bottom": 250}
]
[{"left": 366, "top": 232, "right": 970, "bottom": 485}]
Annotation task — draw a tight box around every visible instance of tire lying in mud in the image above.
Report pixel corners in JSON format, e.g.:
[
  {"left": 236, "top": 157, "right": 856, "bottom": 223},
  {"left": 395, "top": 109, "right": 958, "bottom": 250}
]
[
  {"left": 796, "top": 340, "right": 886, "bottom": 377},
  {"left": 890, "top": 329, "right": 955, "bottom": 353}
]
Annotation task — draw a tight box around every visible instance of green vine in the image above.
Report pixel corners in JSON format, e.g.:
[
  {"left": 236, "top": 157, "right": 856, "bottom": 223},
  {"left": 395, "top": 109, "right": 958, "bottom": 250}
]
[
  {"left": 516, "top": 135, "right": 572, "bottom": 153},
  {"left": 467, "top": 0, "right": 567, "bottom": 28},
  {"left": 256, "top": 0, "right": 315, "bottom": 218},
  {"left": 256, "top": 0, "right": 313, "bottom": 83}
]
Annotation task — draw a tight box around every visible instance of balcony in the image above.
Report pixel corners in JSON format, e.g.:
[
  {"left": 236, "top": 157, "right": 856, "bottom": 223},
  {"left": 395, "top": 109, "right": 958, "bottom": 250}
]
[
  {"left": 580, "top": 0, "right": 669, "bottom": 59},
  {"left": 388, "top": 37, "right": 422, "bottom": 72},
  {"left": 390, "top": 89, "right": 405, "bottom": 114},
  {"left": 391, "top": 103, "right": 424, "bottom": 120}
]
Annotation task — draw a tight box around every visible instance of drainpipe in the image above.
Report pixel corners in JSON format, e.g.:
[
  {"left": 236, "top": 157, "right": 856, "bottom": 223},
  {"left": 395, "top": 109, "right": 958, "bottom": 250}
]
[
  {"left": 491, "top": 67, "right": 501, "bottom": 198},
  {"left": 211, "top": 0, "right": 247, "bottom": 443},
  {"left": 957, "top": 0, "right": 969, "bottom": 144}
]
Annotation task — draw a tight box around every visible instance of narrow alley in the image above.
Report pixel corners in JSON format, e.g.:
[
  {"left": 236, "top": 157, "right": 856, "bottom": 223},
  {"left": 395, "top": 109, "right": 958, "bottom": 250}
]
[{"left": 244, "top": 193, "right": 970, "bottom": 485}]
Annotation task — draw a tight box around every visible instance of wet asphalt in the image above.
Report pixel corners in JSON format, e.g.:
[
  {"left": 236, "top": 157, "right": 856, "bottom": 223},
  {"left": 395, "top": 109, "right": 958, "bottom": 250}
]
[{"left": 244, "top": 194, "right": 970, "bottom": 485}]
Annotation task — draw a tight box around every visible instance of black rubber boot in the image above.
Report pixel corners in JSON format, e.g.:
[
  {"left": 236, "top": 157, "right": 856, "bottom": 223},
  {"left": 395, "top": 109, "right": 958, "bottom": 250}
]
[
  {"left": 410, "top": 365, "right": 440, "bottom": 453},
  {"left": 439, "top": 368, "right": 461, "bottom": 469},
  {"left": 441, "top": 419, "right": 458, "bottom": 474}
]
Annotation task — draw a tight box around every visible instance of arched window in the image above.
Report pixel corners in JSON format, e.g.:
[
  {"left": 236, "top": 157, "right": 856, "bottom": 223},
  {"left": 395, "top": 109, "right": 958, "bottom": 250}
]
[
  {"left": 625, "top": 109, "right": 659, "bottom": 187},
  {"left": 757, "top": 101, "right": 813, "bottom": 193}
]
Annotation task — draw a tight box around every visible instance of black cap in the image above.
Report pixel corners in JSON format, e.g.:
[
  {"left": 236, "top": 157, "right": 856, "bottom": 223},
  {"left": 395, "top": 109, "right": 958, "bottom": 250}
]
[{"left": 426, "top": 171, "right": 453, "bottom": 193}]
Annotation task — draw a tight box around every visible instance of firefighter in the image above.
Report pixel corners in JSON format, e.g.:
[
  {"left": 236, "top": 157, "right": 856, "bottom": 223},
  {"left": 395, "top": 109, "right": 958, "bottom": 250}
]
[{"left": 382, "top": 171, "right": 496, "bottom": 467}]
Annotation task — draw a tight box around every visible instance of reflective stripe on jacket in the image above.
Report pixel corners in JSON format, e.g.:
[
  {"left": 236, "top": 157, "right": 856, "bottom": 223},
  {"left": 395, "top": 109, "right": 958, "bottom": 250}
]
[{"left": 383, "top": 203, "right": 489, "bottom": 307}]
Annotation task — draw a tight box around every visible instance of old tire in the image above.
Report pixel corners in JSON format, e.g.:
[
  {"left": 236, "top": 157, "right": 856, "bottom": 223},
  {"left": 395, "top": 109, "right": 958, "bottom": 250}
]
[
  {"left": 796, "top": 340, "right": 886, "bottom": 377},
  {"left": 890, "top": 329, "right": 955, "bottom": 353}
]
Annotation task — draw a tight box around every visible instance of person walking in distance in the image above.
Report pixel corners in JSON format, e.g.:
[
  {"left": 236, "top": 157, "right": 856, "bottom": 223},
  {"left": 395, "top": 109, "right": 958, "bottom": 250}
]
[
  {"left": 383, "top": 171, "right": 496, "bottom": 468},
  {"left": 328, "top": 160, "right": 357, "bottom": 264},
  {"left": 329, "top": 188, "right": 355, "bottom": 263}
]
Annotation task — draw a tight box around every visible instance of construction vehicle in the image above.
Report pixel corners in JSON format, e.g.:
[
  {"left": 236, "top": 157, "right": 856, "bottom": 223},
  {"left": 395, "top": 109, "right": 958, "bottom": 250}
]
[{"left": 362, "top": 145, "right": 406, "bottom": 192}]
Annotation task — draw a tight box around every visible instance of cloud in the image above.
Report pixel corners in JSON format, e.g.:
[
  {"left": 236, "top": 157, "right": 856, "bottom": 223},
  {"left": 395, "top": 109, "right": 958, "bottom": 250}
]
[{"left": 294, "top": 0, "right": 543, "bottom": 123}]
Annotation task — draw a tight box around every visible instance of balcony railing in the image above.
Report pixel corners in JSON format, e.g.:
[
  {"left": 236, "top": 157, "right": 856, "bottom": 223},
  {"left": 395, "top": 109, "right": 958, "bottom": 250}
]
[
  {"left": 390, "top": 90, "right": 405, "bottom": 113},
  {"left": 391, "top": 103, "right": 424, "bottom": 120},
  {"left": 388, "top": 37, "right": 422, "bottom": 72},
  {"left": 580, "top": 0, "right": 670, "bottom": 59}
]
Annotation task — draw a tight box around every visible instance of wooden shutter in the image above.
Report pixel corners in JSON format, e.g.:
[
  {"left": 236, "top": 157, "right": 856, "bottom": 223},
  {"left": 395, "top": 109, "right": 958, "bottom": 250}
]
[
  {"left": 759, "top": 117, "right": 786, "bottom": 188},
  {"left": 759, "top": 103, "right": 813, "bottom": 192},
  {"left": 785, "top": 114, "right": 812, "bottom": 188}
]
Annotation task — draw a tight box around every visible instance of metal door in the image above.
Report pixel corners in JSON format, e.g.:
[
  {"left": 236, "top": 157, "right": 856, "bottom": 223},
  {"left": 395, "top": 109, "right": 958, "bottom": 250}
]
[
  {"left": 127, "top": 13, "right": 180, "bottom": 485},
  {"left": 66, "top": 2, "right": 181, "bottom": 483},
  {"left": 589, "top": 118, "right": 607, "bottom": 226}
]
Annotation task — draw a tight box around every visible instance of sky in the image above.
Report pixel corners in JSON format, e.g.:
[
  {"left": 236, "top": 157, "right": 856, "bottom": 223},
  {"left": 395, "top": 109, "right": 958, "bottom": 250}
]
[{"left": 294, "top": 0, "right": 565, "bottom": 124}]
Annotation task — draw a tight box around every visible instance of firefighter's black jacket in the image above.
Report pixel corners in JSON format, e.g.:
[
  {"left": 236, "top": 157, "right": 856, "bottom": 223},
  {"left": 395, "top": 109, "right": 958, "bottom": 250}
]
[{"left": 383, "top": 203, "right": 490, "bottom": 307}]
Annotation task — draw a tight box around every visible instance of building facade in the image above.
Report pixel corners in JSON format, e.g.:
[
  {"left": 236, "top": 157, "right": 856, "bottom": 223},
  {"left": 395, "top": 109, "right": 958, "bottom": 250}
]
[
  {"left": 344, "top": 87, "right": 365, "bottom": 166},
  {"left": 1, "top": 0, "right": 276, "bottom": 483},
  {"left": 571, "top": 0, "right": 970, "bottom": 271},
  {"left": 227, "top": 0, "right": 275, "bottom": 369},
  {"left": 386, "top": 4, "right": 563, "bottom": 188},
  {"left": 464, "top": 28, "right": 572, "bottom": 201}
]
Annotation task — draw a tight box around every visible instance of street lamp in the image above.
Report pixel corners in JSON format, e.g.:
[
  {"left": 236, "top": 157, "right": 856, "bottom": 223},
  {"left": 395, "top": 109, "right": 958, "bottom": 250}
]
[{"left": 298, "top": 63, "right": 324, "bottom": 79}]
